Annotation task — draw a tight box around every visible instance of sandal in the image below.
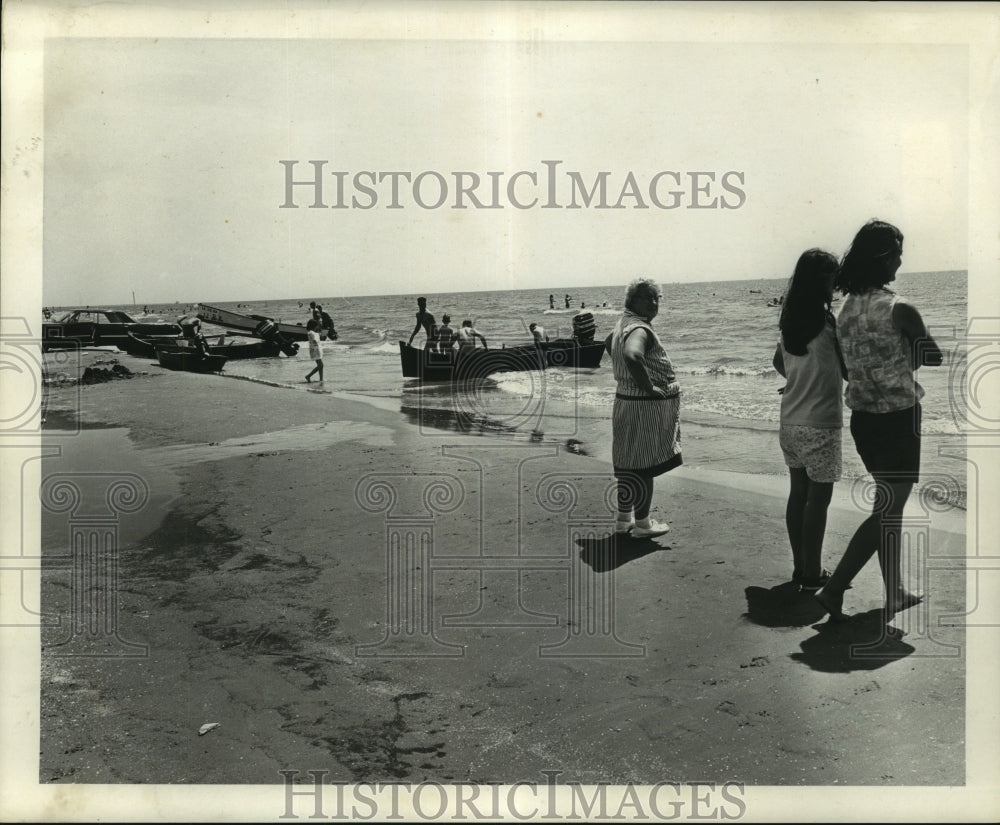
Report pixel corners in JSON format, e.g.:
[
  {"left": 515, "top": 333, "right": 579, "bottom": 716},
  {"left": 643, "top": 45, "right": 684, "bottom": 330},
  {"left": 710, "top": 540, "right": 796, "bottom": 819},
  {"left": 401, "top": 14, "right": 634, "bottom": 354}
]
[{"left": 797, "top": 569, "right": 832, "bottom": 592}]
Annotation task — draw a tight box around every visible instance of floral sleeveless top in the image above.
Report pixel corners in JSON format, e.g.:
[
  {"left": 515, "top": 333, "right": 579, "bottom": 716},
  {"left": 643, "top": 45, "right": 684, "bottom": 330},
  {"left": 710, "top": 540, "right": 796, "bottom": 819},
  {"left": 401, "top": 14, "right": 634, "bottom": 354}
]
[{"left": 836, "top": 288, "right": 923, "bottom": 413}]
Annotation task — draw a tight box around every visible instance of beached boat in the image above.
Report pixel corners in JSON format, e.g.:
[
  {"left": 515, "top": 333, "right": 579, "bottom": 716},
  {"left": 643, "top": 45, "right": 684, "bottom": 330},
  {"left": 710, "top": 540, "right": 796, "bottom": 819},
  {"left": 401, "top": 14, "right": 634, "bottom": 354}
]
[
  {"left": 398, "top": 339, "right": 604, "bottom": 381},
  {"left": 399, "top": 342, "right": 537, "bottom": 381},
  {"left": 189, "top": 337, "right": 284, "bottom": 359},
  {"left": 156, "top": 348, "right": 227, "bottom": 373},
  {"left": 196, "top": 303, "right": 309, "bottom": 342},
  {"left": 123, "top": 331, "right": 283, "bottom": 360},
  {"left": 536, "top": 338, "right": 606, "bottom": 368},
  {"left": 42, "top": 308, "right": 183, "bottom": 351},
  {"left": 118, "top": 333, "right": 189, "bottom": 358}
]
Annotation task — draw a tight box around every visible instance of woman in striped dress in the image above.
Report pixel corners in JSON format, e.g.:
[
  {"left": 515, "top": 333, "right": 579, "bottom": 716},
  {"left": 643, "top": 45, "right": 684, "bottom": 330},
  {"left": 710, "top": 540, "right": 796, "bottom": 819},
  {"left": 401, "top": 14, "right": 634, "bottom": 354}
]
[{"left": 605, "top": 278, "right": 682, "bottom": 539}]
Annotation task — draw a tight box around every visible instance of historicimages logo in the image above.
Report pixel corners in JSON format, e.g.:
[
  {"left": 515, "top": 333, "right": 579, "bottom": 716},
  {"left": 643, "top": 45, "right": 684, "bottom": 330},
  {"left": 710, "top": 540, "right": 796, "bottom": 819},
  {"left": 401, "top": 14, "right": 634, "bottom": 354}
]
[
  {"left": 277, "top": 771, "right": 748, "bottom": 821},
  {"left": 279, "top": 160, "right": 747, "bottom": 211}
]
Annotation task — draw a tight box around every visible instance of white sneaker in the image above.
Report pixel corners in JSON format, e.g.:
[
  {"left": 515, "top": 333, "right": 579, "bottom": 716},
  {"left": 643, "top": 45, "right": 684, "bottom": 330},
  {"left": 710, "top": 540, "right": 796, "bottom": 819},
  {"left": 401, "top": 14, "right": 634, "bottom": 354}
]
[
  {"left": 614, "top": 520, "right": 634, "bottom": 534},
  {"left": 632, "top": 520, "right": 670, "bottom": 538}
]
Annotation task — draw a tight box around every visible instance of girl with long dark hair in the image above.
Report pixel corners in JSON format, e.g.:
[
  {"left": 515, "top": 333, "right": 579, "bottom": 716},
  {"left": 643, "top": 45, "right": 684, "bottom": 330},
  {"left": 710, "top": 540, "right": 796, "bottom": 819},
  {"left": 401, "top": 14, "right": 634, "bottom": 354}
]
[
  {"left": 772, "top": 249, "right": 844, "bottom": 590},
  {"left": 816, "top": 219, "right": 943, "bottom": 619}
]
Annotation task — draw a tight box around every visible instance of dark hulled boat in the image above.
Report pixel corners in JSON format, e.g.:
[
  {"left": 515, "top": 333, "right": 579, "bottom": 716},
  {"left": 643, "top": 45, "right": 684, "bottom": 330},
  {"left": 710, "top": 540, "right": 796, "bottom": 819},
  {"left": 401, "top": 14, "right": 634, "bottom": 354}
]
[
  {"left": 123, "top": 331, "right": 283, "bottom": 360},
  {"left": 398, "top": 339, "right": 604, "bottom": 381},
  {"left": 535, "top": 338, "right": 606, "bottom": 369},
  {"left": 156, "top": 348, "right": 227, "bottom": 373}
]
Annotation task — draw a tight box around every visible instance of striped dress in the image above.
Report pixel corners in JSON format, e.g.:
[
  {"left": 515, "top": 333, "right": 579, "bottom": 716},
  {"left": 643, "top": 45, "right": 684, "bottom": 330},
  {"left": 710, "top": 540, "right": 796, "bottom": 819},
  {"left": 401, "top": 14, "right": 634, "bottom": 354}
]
[{"left": 610, "top": 310, "right": 683, "bottom": 476}]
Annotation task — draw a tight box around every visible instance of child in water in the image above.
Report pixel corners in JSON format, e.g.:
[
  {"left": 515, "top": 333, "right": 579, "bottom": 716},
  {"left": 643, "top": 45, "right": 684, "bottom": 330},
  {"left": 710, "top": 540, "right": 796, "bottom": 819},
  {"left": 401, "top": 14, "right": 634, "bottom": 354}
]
[{"left": 437, "top": 314, "right": 456, "bottom": 353}]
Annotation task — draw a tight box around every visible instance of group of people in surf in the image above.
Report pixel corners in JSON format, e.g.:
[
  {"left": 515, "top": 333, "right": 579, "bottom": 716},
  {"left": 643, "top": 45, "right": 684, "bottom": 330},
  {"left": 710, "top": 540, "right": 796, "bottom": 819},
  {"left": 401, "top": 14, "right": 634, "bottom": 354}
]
[{"left": 406, "top": 297, "right": 488, "bottom": 354}]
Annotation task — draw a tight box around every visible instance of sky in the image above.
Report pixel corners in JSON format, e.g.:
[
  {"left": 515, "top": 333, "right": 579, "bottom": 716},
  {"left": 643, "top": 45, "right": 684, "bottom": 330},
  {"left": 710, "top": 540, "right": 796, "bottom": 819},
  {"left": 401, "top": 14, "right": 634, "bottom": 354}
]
[{"left": 18, "top": 4, "right": 988, "bottom": 306}]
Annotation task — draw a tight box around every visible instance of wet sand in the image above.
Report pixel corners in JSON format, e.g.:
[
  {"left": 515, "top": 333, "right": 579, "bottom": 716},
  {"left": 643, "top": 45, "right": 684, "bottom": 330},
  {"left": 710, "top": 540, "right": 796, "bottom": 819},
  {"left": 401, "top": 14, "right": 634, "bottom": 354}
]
[{"left": 23, "top": 350, "right": 975, "bottom": 817}]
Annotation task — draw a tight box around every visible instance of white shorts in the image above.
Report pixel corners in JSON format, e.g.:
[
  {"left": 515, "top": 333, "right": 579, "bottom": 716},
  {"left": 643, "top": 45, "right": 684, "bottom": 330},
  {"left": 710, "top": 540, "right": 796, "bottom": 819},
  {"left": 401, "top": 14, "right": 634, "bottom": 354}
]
[{"left": 779, "top": 424, "right": 842, "bottom": 483}]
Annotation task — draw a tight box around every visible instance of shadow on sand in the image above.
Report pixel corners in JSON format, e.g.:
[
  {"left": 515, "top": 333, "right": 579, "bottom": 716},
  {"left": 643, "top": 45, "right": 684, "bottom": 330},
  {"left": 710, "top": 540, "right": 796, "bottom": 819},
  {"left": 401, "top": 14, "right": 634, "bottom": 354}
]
[
  {"left": 743, "top": 582, "right": 828, "bottom": 628},
  {"left": 744, "top": 584, "right": 915, "bottom": 671},
  {"left": 576, "top": 534, "right": 666, "bottom": 572},
  {"left": 791, "top": 609, "right": 916, "bottom": 672},
  {"left": 399, "top": 402, "right": 519, "bottom": 436}
]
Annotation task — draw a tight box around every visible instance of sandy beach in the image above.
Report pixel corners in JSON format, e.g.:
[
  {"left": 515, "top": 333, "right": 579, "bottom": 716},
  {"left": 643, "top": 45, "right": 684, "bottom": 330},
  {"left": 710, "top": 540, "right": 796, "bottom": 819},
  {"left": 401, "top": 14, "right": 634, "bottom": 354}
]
[{"left": 22, "top": 346, "right": 974, "bottom": 815}]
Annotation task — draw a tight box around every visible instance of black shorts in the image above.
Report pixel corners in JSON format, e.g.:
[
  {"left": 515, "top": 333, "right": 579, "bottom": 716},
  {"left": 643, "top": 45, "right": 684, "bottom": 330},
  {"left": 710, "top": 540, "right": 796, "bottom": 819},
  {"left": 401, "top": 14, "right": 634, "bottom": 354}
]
[{"left": 849, "top": 404, "right": 921, "bottom": 483}]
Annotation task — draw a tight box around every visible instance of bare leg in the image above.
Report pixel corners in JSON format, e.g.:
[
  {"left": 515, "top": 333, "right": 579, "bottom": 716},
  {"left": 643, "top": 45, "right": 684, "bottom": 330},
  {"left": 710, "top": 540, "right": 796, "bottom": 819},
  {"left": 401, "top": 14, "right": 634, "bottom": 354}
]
[
  {"left": 615, "top": 472, "right": 655, "bottom": 521},
  {"left": 786, "top": 468, "right": 808, "bottom": 578},
  {"left": 634, "top": 474, "right": 654, "bottom": 522},
  {"left": 618, "top": 471, "right": 668, "bottom": 537},
  {"left": 615, "top": 473, "right": 635, "bottom": 527},
  {"left": 816, "top": 510, "right": 878, "bottom": 618},
  {"left": 876, "top": 483, "right": 922, "bottom": 614},
  {"left": 800, "top": 479, "right": 834, "bottom": 580},
  {"left": 616, "top": 472, "right": 643, "bottom": 516},
  {"left": 817, "top": 478, "right": 916, "bottom": 617}
]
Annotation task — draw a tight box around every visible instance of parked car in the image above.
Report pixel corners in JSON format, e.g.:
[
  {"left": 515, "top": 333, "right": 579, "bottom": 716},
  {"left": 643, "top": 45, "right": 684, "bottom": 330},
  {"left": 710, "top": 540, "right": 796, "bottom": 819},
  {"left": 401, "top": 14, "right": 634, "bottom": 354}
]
[{"left": 42, "top": 308, "right": 183, "bottom": 352}]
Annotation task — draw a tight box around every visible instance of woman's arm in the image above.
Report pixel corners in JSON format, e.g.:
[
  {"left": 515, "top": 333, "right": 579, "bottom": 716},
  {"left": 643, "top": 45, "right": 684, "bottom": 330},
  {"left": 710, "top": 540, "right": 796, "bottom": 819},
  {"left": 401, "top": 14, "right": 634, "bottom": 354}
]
[
  {"left": 772, "top": 343, "right": 785, "bottom": 377},
  {"left": 831, "top": 332, "right": 849, "bottom": 380},
  {"left": 893, "top": 301, "right": 944, "bottom": 368},
  {"left": 622, "top": 328, "right": 666, "bottom": 396}
]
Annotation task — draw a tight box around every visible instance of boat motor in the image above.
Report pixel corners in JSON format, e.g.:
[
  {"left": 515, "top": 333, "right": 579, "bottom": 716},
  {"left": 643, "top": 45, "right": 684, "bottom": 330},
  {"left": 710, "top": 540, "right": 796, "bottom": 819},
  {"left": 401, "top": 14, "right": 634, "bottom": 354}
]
[
  {"left": 253, "top": 319, "right": 300, "bottom": 357},
  {"left": 572, "top": 312, "right": 597, "bottom": 344}
]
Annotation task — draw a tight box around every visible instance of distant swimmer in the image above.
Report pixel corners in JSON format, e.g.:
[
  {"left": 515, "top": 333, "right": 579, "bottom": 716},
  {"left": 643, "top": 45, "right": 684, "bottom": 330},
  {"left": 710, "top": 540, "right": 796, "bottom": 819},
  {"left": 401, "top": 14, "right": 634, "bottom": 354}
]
[
  {"left": 407, "top": 296, "right": 438, "bottom": 350},
  {"left": 529, "top": 322, "right": 549, "bottom": 343},
  {"left": 549, "top": 294, "right": 555, "bottom": 309},
  {"left": 456, "top": 319, "right": 488, "bottom": 351},
  {"left": 565, "top": 293, "right": 571, "bottom": 308}
]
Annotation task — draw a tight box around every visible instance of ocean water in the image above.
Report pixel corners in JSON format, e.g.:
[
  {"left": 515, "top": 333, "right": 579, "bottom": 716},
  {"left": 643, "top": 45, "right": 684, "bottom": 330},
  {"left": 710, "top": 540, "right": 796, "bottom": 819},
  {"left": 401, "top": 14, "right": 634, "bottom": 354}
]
[{"left": 113, "top": 271, "right": 969, "bottom": 507}]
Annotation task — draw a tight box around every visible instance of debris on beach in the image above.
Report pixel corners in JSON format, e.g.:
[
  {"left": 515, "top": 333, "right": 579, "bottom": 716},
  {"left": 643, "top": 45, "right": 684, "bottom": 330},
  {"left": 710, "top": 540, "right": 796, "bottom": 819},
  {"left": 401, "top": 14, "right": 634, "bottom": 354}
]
[
  {"left": 565, "top": 438, "right": 588, "bottom": 455},
  {"left": 79, "top": 364, "right": 134, "bottom": 384},
  {"left": 41, "top": 372, "right": 75, "bottom": 387},
  {"left": 198, "top": 722, "right": 221, "bottom": 736}
]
